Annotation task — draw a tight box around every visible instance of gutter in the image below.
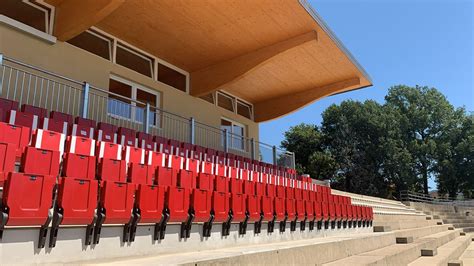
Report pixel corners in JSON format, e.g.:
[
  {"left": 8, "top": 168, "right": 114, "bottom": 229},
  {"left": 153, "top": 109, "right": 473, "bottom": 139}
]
[{"left": 298, "top": 0, "right": 373, "bottom": 84}]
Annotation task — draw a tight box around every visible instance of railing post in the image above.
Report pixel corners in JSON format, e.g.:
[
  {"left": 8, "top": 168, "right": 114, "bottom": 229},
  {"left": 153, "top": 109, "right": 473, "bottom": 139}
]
[
  {"left": 291, "top": 152, "right": 296, "bottom": 169},
  {"left": 144, "top": 102, "right": 150, "bottom": 134},
  {"left": 272, "top": 145, "right": 277, "bottom": 165},
  {"left": 0, "top": 54, "right": 3, "bottom": 94},
  {"left": 81, "top": 82, "right": 90, "bottom": 119},
  {"left": 250, "top": 138, "right": 255, "bottom": 160},
  {"left": 189, "top": 117, "right": 195, "bottom": 145},
  {"left": 224, "top": 129, "right": 229, "bottom": 152}
]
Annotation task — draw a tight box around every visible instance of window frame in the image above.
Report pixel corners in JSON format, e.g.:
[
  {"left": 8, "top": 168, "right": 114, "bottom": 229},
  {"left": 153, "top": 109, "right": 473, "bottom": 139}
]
[
  {"left": 221, "top": 117, "right": 247, "bottom": 151},
  {"left": 108, "top": 75, "right": 161, "bottom": 127},
  {"left": 92, "top": 27, "right": 190, "bottom": 93}
]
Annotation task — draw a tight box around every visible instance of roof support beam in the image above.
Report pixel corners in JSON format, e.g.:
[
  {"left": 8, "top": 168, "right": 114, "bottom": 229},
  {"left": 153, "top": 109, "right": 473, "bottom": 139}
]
[
  {"left": 254, "top": 77, "right": 361, "bottom": 122},
  {"left": 52, "top": 0, "right": 124, "bottom": 41},
  {"left": 190, "top": 30, "right": 318, "bottom": 97}
]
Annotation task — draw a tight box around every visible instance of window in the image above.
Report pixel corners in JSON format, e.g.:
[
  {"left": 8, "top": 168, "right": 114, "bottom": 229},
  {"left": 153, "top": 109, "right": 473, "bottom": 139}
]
[
  {"left": 108, "top": 77, "right": 160, "bottom": 127},
  {"left": 217, "top": 92, "right": 234, "bottom": 112},
  {"left": 116, "top": 44, "right": 154, "bottom": 78},
  {"left": 221, "top": 118, "right": 246, "bottom": 151},
  {"left": 200, "top": 93, "right": 215, "bottom": 104},
  {"left": 158, "top": 63, "right": 187, "bottom": 92},
  {"left": 237, "top": 100, "right": 253, "bottom": 120},
  {"left": 0, "top": 0, "right": 53, "bottom": 33},
  {"left": 67, "top": 30, "right": 112, "bottom": 60}
]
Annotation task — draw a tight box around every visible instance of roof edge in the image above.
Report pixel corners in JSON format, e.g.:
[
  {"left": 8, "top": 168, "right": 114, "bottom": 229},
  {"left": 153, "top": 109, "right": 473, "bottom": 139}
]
[{"left": 298, "top": 0, "right": 373, "bottom": 84}]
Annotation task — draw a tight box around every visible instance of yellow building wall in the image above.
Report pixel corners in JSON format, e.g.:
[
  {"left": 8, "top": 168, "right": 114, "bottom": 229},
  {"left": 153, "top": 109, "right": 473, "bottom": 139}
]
[{"left": 0, "top": 24, "right": 260, "bottom": 151}]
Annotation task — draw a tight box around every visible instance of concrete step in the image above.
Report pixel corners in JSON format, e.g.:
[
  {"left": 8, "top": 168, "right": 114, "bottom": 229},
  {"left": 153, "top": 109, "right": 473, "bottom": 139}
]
[
  {"left": 374, "top": 219, "right": 437, "bottom": 230},
  {"left": 463, "top": 227, "right": 474, "bottom": 232},
  {"left": 451, "top": 223, "right": 474, "bottom": 228},
  {"left": 90, "top": 232, "right": 397, "bottom": 265},
  {"left": 443, "top": 219, "right": 473, "bottom": 224},
  {"left": 408, "top": 234, "right": 472, "bottom": 266},
  {"left": 323, "top": 229, "right": 462, "bottom": 266},
  {"left": 394, "top": 224, "right": 451, "bottom": 240},
  {"left": 459, "top": 236, "right": 474, "bottom": 265}
]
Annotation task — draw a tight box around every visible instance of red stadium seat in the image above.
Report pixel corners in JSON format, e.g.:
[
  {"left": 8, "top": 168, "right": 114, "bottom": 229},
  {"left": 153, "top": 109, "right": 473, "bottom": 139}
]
[
  {"left": 137, "top": 132, "right": 154, "bottom": 151},
  {"left": 154, "top": 136, "right": 170, "bottom": 154},
  {"left": 0, "top": 142, "right": 15, "bottom": 184},
  {"left": 31, "top": 129, "right": 66, "bottom": 154},
  {"left": 21, "top": 104, "right": 47, "bottom": 119},
  {"left": 43, "top": 111, "right": 73, "bottom": 134},
  {"left": 118, "top": 127, "right": 136, "bottom": 147},
  {"left": 21, "top": 146, "right": 60, "bottom": 176},
  {"left": 0, "top": 172, "right": 56, "bottom": 248},
  {"left": 96, "top": 122, "right": 117, "bottom": 143},
  {"left": 0, "top": 98, "right": 19, "bottom": 122},
  {"left": 8, "top": 109, "right": 39, "bottom": 130},
  {"left": 72, "top": 117, "right": 96, "bottom": 139}
]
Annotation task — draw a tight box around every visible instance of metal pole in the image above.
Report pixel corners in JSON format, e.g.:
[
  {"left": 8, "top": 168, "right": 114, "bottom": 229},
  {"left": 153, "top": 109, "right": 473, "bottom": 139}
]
[
  {"left": 224, "top": 129, "right": 228, "bottom": 152},
  {"left": 250, "top": 138, "right": 255, "bottom": 160},
  {"left": 189, "top": 117, "right": 195, "bottom": 145},
  {"left": 291, "top": 152, "right": 296, "bottom": 169},
  {"left": 144, "top": 102, "right": 150, "bottom": 133},
  {"left": 0, "top": 54, "right": 3, "bottom": 94},
  {"left": 81, "top": 82, "right": 90, "bottom": 119},
  {"left": 272, "top": 145, "right": 277, "bottom": 165}
]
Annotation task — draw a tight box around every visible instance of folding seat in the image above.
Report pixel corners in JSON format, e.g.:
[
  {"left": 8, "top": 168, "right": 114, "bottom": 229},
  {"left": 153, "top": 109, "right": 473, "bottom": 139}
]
[
  {"left": 341, "top": 196, "right": 348, "bottom": 228},
  {"left": 72, "top": 117, "right": 96, "bottom": 138},
  {"left": 214, "top": 151, "right": 227, "bottom": 177},
  {"left": 239, "top": 156, "right": 248, "bottom": 169},
  {"left": 334, "top": 195, "right": 343, "bottom": 228},
  {"left": 361, "top": 206, "right": 368, "bottom": 227},
  {"left": 226, "top": 153, "right": 236, "bottom": 168},
  {"left": 21, "top": 146, "right": 60, "bottom": 176},
  {"left": 0, "top": 142, "right": 16, "bottom": 184},
  {"left": 224, "top": 167, "right": 245, "bottom": 235},
  {"left": 252, "top": 160, "right": 261, "bottom": 172},
  {"left": 346, "top": 201, "right": 353, "bottom": 228},
  {"left": 240, "top": 169, "right": 261, "bottom": 234},
  {"left": 0, "top": 98, "right": 19, "bottom": 122},
  {"left": 320, "top": 186, "right": 330, "bottom": 229},
  {"left": 356, "top": 205, "right": 362, "bottom": 227},
  {"left": 42, "top": 111, "right": 73, "bottom": 134},
  {"left": 294, "top": 180, "right": 306, "bottom": 231},
  {"left": 180, "top": 143, "right": 193, "bottom": 158},
  {"left": 8, "top": 109, "right": 39, "bottom": 130},
  {"left": 273, "top": 175, "right": 286, "bottom": 232},
  {"left": 368, "top": 207, "right": 374, "bottom": 226},
  {"left": 192, "top": 145, "right": 205, "bottom": 161},
  {"left": 314, "top": 189, "right": 323, "bottom": 230},
  {"left": 166, "top": 139, "right": 179, "bottom": 155},
  {"left": 304, "top": 183, "right": 315, "bottom": 231},
  {"left": 96, "top": 122, "right": 117, "bottom": 143},
  {"left": 118, "top": 127, "right": 136, "bottom": 147},
  {"left": 31, "top": 129, "right": 66, "bottom": 155},
  {"left": 50, "top": 135, "right": 98, "bottom": 247},
  {"left": 90, "top": 142, "right": 134, "bottom": 244},
  {"left": 0, "top": 172, "right": 56, "bottom": 248},
  {"left": 0, "top": 121, "right": 30, "bottom": 157},
  {"left": 153, "top": 136, "right": 169, "bottom": 154},
  {"left": 285, "top": 178, "right": 297, "bottom": 231},
  {"left": 136, "top": 132, "right": 154, "bottom": 151},
  {"left": 21, "top": 104, "right": 47, "bottom": 118}
]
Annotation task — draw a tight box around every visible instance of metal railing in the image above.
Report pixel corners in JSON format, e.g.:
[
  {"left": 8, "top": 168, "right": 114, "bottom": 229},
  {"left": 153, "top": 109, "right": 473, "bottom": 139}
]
[
  {"left": 400, "top": 190, "right": 474, "bottom": 207},
  {"left": 0, "top": 54, "right": 295, "bottom": 168}
]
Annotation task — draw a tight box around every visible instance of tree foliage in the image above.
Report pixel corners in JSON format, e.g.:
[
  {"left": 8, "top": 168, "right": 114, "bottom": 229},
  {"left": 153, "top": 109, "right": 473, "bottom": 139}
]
[{"left": 281, "top": 85, "right": 473, "bottom": 199}]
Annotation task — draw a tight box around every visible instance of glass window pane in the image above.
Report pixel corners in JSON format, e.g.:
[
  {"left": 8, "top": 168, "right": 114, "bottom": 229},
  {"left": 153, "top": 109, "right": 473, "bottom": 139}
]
[
  {"left": 108, "top": 79, "right": 132, "bottom": 119},
  {"left": 136, "top": 89, "right": 157, "bottom": 126},
  {"left": 67, "top": 31, "right": 111, "bottom": 60},
  {"left": 200, "top": 93, "right": 214, "bottom": 104},
  {"left": 1, "top": 0, "right": 48, "bottom": 32},
  {"left": 158, "top": 63, "right": 187, "bottom": 92},
  {"left": 237, "top": 101, "right": 252, "bottom": 119},
  {"left": 116, "top": 45, "right": 153, "bottom": 77},
  {"left": 218, "top": 93, "right": 234, "bottom": 112}
]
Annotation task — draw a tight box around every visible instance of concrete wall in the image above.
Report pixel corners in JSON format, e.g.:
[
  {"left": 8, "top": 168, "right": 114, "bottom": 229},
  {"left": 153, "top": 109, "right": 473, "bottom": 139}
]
[{"left": 0, "top": 24, "right": 259, "bottom": 145}]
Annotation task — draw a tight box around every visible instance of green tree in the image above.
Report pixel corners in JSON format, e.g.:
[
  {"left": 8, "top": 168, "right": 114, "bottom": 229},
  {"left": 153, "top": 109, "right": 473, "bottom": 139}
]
[
  {"left": 280, "top": 123, "right": 336, "bottom": 179},
  {"left": 436, "top": 112, "right": 474, "bottom": 198},
  {"left": 385, "top": 85, "right": 457, "bottom": 194}
]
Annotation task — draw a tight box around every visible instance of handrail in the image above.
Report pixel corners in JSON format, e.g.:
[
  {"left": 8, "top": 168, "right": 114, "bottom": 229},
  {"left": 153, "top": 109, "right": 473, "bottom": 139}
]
[
  {"left": 400, "top": 190, "right": 474, "bottom": 207},
  {"left": 0, "top": 54, "right": 295, "bottom": 167}
]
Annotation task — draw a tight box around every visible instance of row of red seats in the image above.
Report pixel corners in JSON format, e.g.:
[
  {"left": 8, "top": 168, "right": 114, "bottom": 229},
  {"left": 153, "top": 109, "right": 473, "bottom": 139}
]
[
  {"left": 0, "top": 97, "right": 297, "bottom": 179},
  {"left": 0, "top": 124, "right": 374, "bottom": 249}
]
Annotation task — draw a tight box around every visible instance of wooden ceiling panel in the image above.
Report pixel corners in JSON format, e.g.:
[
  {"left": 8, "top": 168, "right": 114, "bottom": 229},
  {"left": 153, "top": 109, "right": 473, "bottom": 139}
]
[{"left": 49, "top": 0, "right": 372, "bottom": 121}]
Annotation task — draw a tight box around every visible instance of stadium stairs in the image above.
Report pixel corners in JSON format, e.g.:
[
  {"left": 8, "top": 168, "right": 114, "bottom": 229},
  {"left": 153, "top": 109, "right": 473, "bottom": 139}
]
[{"left": 86, "top": 192, "right": 474, "bottom": 265}]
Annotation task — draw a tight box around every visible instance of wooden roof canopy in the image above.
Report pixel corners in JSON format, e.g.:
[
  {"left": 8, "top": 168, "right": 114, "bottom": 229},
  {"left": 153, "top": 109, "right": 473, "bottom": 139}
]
[{"left": 47, "top": 0, "right": 372, "bottom": 122}]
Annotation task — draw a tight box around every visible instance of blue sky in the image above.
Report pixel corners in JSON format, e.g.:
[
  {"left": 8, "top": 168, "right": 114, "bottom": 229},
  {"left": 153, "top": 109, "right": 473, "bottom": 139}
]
[{"left": 260, "top": 0, "right": 473, "bottom": 190}]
